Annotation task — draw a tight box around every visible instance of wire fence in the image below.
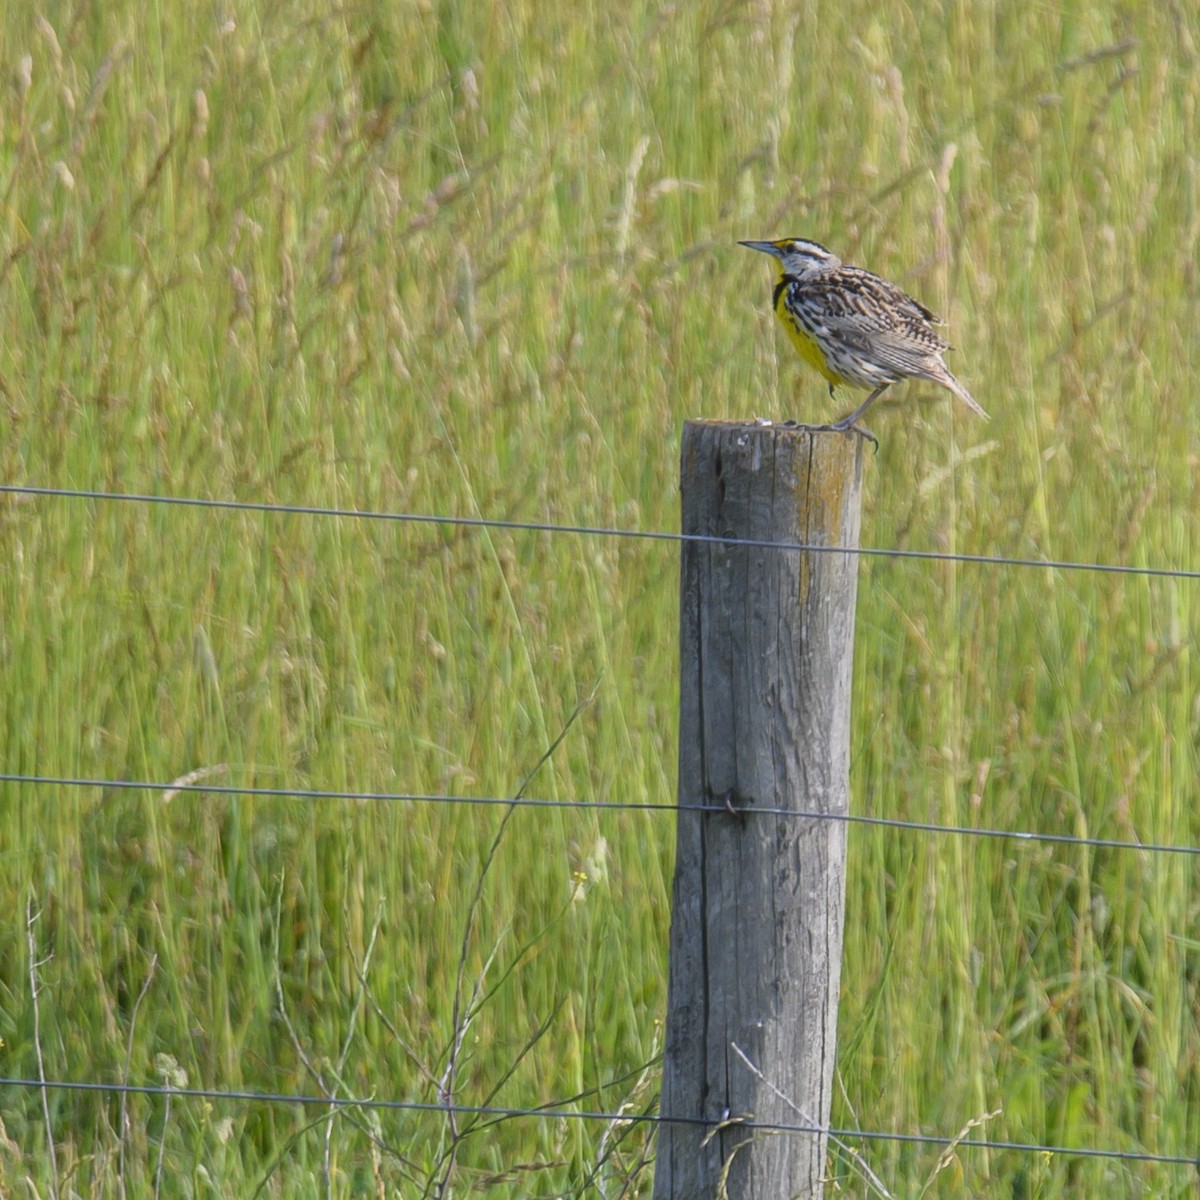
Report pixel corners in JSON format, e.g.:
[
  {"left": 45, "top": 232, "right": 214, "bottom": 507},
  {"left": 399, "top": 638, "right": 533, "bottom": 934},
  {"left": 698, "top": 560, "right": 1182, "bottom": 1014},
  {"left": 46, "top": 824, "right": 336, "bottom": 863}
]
[
  {"left": 3, "top": 477, "right": 1198, "bottom": 1184},
  {"left": 2, "top": 482, "right": 1198, "bottom": 581},
  {"left": 2, "top": 771, "right": 1198, "bottom": 857},
  {"left": 0, "top": 1078, "right": 1195, "bottom": 1170}
]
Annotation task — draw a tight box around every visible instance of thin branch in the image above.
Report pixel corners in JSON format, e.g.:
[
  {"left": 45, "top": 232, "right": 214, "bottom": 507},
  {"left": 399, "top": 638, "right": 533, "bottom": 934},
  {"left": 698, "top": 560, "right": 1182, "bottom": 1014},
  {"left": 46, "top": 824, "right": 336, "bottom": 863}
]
[
  {"left": 433, "top": 684, "right": 599, "bottom": 1197},
  {"left": 269, "top": 879, "right": 421, "bottom": 1189},
  {"left": 118, "top": 953, "right": 158, "bottom": 1197},
  {"left": 322, "top": 897, "right": 386, "bottom": 1199},
  {"left": 152, "top": 1092, "right": 170, "bottom": 1199},
  {"left": 26, "top": 896, "right": 60, "bottom": 1200},
  {"left": 731, "top": 1042, "right": 895, "bottom": 1200}
]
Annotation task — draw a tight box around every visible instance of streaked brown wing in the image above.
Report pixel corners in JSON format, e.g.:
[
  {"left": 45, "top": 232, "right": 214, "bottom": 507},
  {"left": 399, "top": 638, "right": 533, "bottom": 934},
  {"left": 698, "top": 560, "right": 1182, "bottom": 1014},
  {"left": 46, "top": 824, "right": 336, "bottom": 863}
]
[{"left": 815, "top": 273, "right": 950, "bottom": 352}]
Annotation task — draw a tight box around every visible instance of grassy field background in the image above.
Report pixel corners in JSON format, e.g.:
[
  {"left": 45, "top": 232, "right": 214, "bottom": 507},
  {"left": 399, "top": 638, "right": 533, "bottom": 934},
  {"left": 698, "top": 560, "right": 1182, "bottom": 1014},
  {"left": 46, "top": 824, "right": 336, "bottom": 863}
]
[{"left": 2, "top": 1, "right": 1198, "bottom": 1195}]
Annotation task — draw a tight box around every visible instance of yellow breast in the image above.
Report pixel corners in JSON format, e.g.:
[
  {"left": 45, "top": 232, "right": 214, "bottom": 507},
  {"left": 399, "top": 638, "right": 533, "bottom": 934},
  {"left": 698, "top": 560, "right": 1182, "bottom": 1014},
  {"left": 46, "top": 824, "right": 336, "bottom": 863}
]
[{"left": 772, "top": 283, "right": 847, "bottom": 386}]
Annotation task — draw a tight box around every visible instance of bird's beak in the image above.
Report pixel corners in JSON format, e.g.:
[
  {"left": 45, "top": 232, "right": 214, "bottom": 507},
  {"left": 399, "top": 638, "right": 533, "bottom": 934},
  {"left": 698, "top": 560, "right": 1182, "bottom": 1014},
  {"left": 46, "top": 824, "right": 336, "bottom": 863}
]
[{"left": 738, "top": 240, "right": 783, "bottom": 258}]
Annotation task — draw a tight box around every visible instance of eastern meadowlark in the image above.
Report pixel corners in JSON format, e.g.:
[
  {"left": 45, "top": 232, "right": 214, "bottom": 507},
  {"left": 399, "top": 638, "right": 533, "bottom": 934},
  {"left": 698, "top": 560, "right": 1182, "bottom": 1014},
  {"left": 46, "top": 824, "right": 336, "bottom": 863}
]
[{"left": 740, "top": 237, "right": 986, "bottom": 442}]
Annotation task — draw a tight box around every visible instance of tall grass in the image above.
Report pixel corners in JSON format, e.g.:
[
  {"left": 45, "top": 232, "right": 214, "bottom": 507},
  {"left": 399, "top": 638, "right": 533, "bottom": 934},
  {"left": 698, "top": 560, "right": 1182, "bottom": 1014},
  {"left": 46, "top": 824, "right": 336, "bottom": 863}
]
[{"left": 1, "top": 1, "right": 1197, "bottom": 1195}]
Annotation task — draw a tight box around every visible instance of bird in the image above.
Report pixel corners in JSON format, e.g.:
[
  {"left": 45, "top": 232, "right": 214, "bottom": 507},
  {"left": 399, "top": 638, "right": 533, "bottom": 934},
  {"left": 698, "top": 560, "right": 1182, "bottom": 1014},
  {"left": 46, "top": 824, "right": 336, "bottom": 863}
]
[{"left": 739, "top": 237, "right": 986, "bottom": 443}]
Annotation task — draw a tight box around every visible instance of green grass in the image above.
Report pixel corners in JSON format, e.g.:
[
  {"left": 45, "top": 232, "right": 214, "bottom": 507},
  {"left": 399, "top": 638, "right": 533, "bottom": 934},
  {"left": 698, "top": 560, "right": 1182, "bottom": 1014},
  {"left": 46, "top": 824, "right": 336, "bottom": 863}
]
[{"left": 1, "top": 1, "right": 1197, "bottom": 1195}]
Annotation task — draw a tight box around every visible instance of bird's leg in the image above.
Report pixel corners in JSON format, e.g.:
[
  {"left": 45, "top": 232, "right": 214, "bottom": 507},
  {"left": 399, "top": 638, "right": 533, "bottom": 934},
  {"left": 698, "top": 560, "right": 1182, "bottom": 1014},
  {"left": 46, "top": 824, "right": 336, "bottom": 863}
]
[
  {"left": 831, "top": 384, "right": 889, "bottom": 431},
  {"left": 809, "top": 384, "right": 882, "bottom": 449}
]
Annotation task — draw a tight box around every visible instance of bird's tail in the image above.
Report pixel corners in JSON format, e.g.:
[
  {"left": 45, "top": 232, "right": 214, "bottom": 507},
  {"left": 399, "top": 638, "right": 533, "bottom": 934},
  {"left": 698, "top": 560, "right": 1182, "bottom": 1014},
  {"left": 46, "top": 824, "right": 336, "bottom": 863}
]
[{"left": 942, "top": 368, "right": 988, "bottom": 420}]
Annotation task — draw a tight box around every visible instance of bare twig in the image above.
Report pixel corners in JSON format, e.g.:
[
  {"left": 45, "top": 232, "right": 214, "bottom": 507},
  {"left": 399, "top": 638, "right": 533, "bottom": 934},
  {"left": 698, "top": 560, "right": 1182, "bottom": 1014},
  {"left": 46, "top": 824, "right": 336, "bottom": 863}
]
[
  {"left": 431, "top": 685, "right": 598, "bottom": 1198},
  {"left": 358, "top": 977, "right": 441, "bottom": 1093},
  {"left": 321, "top": 898, "right": 386, "bottom": 1199},
  {"left": 26, "top": 896, "right": 60, "bottom": 1200},
  {"left": 273, "top": 899, "right": 331, "bottom": 1093},
  {"left": 152, "top": 1093, "right": 170, "bottom": 1199},
  {"left": 732, "top": 1042, "right": 895, "bottom": 1200},
  {"left": 118, "top": 953, "right": 158, "bottom": 1197},
  {"left": 268, "top": 879, "right": 421, "bottom": 1190},
  {"left": 152, "top": 1057, "right": 188, "bottom": 1198},
  {"left": 590, "top": 1034, "right": 660, "bottom": 1199}
]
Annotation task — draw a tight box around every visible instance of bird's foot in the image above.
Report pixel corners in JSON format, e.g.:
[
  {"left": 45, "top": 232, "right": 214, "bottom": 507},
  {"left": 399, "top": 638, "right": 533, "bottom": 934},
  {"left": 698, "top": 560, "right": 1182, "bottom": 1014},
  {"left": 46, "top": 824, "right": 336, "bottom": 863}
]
[{"left": 811, "top": 420, "right": 879, "bottom": 452}]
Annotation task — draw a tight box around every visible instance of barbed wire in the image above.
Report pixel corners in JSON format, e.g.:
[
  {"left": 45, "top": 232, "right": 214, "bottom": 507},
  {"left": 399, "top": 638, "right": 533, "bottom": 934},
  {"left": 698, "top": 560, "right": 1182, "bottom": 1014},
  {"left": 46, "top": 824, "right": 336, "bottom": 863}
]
[
  {"left": 2, "top": 484, "right": 1197, "bottom": 581},
  {"left": 0, "top": 1077, "right": 1194, "bottom": 1169},
  {"left": 2, "top": 771, "right": 1196, "bottom": 856}
]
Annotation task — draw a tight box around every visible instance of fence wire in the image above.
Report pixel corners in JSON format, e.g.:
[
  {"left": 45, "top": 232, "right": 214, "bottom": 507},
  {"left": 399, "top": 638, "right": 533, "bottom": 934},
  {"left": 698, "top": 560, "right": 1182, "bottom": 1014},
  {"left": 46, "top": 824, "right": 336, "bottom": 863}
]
[
  {"left": 0, "top": 1077, "right": 1194, "bottom": 1169},
  {"left": 2, "top": 483, "right": 1198, "bottom": 581},
  {"left": 3, "top": 480, "right": 1198, "bottom": 1183},
  {"left": 2, "top": 771, "right": 1197, "bottom": 857}
]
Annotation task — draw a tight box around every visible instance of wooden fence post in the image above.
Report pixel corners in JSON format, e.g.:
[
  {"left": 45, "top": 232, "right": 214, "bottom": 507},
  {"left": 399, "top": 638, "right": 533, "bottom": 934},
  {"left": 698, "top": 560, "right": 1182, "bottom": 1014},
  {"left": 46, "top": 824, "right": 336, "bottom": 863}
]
[{"left": 654, "top": 420, "right": 864, "bottom": 1199}]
